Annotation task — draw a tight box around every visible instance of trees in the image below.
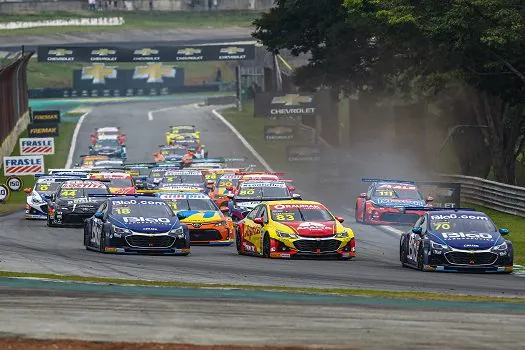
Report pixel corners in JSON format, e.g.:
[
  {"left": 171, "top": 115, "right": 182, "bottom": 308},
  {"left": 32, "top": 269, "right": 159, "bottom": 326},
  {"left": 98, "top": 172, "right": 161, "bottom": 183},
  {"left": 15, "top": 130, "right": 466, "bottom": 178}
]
[{"left": 253, "top": 0, "right": 525, "bottom": 184}]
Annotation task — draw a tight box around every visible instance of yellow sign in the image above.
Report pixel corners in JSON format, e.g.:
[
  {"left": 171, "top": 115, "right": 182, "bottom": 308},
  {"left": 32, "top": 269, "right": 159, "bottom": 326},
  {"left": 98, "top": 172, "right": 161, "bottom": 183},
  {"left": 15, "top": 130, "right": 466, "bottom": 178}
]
[
  {"left": 91, "top": 49, "right": 116, "bottom": 56},
  {"left": 48, "top": 49, "right": 73, "bottom": 56},
  {"left": 81, "top": 63, "right": 117, "bottom": 84},
  {"left": 177, "top": 48, "right": 202, "bottom": 56},
  {"left": 133, "top": 63, "right": 176, "bottom": 83},
  {"left": 134, "top": 48, "right": 159, "bottom": 56},
  {"left": 271, "top": 94, "right": 313, "bottom": 106},
  {"left": 220, "top": 47, "right": 245, "bottom": 55}
]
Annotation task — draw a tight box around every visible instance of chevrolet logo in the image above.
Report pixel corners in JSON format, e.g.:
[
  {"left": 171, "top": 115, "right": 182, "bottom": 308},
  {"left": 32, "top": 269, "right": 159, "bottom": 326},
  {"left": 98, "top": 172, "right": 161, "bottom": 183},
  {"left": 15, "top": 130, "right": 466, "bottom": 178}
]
[
  {"left": 81, "top": 63, "right": 117, "bottom": 84},
  {"left": 192, "top": 223, "right": 202, "bottom": 228},
  {"left": 177, "top": 48, "right": 202, "bottom": 56},
  {"left": 134, "top": 48, "right": 159, "bottom": 56},
  {"left": 133, "top": 63, "right": 175, "bottom": 83},
  {"left": 220, "top": 46, "right": 245, "bottom": 55},
  {"left": 271, "top": 94, "right": 313, "bottom": 106},
  {"left": 91, "top": 49, "right": 116, "bottom": 56},
  {"left": 48, "top": 49, "right": 73, "bottom": 56}
]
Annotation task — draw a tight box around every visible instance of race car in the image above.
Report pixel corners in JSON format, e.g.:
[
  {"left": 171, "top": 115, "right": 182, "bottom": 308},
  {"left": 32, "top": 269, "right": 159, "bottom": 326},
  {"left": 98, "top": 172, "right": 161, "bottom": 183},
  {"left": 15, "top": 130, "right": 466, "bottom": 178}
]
[
  {"left": 89, "top": 172, "right": 136, "bottom": 194},
  {"left": 208, "top": 173, "right": 241, "bottom": 208},
  {"left": 400, "top": 208, "right": 513, "bottom": 273},
  {"left": 355, "top": 179, "right": 433, "bottom": 225},
  {"left": 154, "top": 145, "right": 188, "bottom": 162},
  {"left": 84, "top": 196, "right": 190, "bottom": 255},
  {"left": 47, "top": 180, "right": 110, "bottom": 227},
  {"left": 158, "top": 169, "right": 208, "bottom": 188},
  {"left": 157, "top": 183, "right": 207, "bottom": 193},
  {"left": 236, "top": 200, "right": 355, "bottom": 259},
  {"left": 157, "top": 192, "right": 233, "bottom": 245},
  {"left": 89, "top": 138, "right": 126, "bottom": 159},
  {"left": 228, "top": 180, "right": 300, "bottom": 221},
  {"left": 24, "top": 174, "right": 87, "bottom": 219},
  {"left": 91, "top": 127, "right": 125, "bottom": 145},
  {"left": 166, "top": 125, "right": 200, "bottom": 145},
  {"left": 77, "top": 155, "right": 109, "bottom": 168},
  {"left": 92, "top": 159, "right": 124, "bottom": 169}
]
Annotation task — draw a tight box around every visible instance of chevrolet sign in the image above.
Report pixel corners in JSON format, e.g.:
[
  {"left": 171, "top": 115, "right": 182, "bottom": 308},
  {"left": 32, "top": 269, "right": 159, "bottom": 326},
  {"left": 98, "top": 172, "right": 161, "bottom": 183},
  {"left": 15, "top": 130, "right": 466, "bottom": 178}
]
[{"left": 255, "top": 93, "right": 317, "bottom": 118}]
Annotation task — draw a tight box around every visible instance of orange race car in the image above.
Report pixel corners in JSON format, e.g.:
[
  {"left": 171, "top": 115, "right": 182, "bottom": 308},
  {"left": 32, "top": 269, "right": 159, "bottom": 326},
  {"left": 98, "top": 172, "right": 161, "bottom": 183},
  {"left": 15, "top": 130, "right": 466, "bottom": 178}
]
[{"left": 89, "top": 172, "right": 136, "bottom": 194}]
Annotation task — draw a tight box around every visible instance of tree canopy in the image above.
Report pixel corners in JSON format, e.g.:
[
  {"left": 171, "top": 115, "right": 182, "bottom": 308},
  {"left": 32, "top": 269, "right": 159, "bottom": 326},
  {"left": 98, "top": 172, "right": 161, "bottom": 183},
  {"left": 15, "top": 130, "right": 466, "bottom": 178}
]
[{"left": 253, "top": 0, "right": 525, "bottom": 184}]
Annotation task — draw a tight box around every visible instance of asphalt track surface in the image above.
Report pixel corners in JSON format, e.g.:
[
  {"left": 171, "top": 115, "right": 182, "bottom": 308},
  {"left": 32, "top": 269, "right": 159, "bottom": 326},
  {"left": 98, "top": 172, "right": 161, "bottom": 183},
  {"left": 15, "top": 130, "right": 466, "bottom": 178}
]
[{"left": 1, "top": 98, "right": 524, "bottom": 297}]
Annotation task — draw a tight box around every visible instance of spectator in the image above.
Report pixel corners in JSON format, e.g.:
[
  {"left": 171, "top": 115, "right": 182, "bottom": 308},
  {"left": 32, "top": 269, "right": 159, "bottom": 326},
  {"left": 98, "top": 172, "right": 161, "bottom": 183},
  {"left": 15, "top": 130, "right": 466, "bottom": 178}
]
[
  {"left": 149, "top": 0, "right": 153, "bottom": 10},
  {"left": 215, "top": 67, "right": 222, "bottom": 82},
  {"left": 88, "top": 0, "right": 96, "bottom": 11}
]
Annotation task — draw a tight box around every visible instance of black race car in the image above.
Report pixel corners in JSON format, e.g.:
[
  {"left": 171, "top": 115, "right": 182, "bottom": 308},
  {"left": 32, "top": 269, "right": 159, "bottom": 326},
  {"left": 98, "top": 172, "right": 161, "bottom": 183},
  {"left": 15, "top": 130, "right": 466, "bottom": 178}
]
[
  {"left": 47, "top": 180, "right": 110, "bottom": 227},
  {"left": 84, "top": 196, "right": 190, "bottom": 255},
  {"left": 400, "top": 208, "right": 514, "bottom": 273},
  {"left": 89, "top": 138, "right": 126, "bottom": 159}
]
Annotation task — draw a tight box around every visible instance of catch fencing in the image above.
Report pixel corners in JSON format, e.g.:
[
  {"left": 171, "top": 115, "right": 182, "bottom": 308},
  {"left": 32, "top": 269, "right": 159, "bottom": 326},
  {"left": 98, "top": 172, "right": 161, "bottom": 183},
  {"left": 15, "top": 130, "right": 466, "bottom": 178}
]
[
  {"left": 0, "top": 51, "right": 33, "bottom": 169},
  {"left": 440, "top": 174, "right": 525, "bottom": 217}
]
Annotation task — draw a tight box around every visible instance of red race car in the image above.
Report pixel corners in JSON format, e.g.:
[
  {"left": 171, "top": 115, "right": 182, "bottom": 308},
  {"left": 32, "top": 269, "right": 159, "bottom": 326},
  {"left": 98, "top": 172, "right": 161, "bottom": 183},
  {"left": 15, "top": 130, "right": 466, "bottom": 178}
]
[
  {"left": 355, "top": 178, "right": 433, "bottom": 225},
  {"left": 91, "top": 127, "right": 125, "bottom": 145}
]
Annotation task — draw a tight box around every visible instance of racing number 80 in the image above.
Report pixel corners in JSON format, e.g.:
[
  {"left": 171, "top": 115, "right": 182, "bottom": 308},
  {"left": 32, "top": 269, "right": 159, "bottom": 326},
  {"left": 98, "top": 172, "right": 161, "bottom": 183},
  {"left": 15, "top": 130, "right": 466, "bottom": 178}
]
[{"left": 239, "top": 189, "right": 255, "bottom": 195}]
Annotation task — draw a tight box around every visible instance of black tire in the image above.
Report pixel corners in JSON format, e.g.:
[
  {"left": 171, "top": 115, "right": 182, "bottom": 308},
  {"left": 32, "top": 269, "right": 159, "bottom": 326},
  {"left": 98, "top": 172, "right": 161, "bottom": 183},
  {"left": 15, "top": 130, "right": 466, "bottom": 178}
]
[
  {"left": 400, "top": 239, "right": 408, "bottom": 266},
  {"left": 83, "top": 226, "right": 90, "bottom": 249},
  {"left": 47, "top": 216, "right": 55, "bottom": 227},
  {"left": 417, "top": 245, "right": 425, "bottom": 271},
  {"left": 235, "top": 227, "right": 243, "bottom": 255},
  {"left": 354, "top": 203, "right": 360, "bottom": 223},
  {"left": 262, "top": 233, "right": 271, "bottom": 258},
  {"left": 99, "top": 229, "right": 106, "bottom": 253}
]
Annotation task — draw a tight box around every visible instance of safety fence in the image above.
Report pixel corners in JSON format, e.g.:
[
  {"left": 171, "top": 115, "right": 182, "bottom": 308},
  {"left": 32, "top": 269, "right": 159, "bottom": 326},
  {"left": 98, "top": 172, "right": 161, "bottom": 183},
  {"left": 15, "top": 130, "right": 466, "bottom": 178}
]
[
  {"left": 0, "top": 51, "right": 33, "bottom": 169},
  {"left": 440, "top": 174, "right": 525, "bottom": 217}
]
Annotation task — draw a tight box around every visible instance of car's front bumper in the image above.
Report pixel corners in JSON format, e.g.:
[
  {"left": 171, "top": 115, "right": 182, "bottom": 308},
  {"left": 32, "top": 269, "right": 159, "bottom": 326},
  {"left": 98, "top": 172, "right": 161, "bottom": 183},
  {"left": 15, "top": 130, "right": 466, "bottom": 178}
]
[
  {"left": 25, "top": 200, "right": 47, "bottom": 219},
  {"left": 185, "top": 222, "right": 234, "bottom": 245},
  {"left": 269, "top": 237, "right": 355, "bottom": 259},
  {"left": 424, "top": 249, "right": 513, "bottom": 273}
]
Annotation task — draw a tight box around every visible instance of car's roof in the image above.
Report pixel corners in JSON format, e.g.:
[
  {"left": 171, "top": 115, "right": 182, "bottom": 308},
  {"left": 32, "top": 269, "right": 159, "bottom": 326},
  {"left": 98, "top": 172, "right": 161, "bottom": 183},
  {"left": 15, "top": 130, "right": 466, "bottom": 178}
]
[
  {"left": 97, "top": 127, "right": 119, "bottom": 132},
  {"left": 109, "top": 196, "right": 164, "bottom": 202},
  {"left": 426, "top": 210, "right": 487, "bottom": 217},
  {"left": 266, "top": 200, "right": 323, "bottom": 206}
]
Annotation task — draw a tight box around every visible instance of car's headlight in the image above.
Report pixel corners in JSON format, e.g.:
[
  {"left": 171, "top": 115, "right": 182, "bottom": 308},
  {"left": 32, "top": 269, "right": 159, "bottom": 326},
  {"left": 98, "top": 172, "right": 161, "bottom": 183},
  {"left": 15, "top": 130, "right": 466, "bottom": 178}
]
[
  {"left": 215, "top": 220, "right": 227, "bottom": 227},
  {"left": 31, "top": 192, "right": 44, "bottom": 204},
  {"left": 492, "top": 241, "right": 508, "bottom": 251},
  {"left": 170, "top": 226, "right": 185, "bottom": 238},
  {"left": 430, "top": 240, "right": 449, "bottom": 250},
  {"left": 335, "top": 231, "right": 349, "bottom": 238},
  {"left": 276, "top": 231, "right": 299, "bottom": 239}
]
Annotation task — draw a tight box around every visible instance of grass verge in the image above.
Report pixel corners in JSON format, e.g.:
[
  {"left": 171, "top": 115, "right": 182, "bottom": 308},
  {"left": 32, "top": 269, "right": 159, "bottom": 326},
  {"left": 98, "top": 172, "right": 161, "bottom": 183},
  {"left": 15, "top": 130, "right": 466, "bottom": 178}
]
[
  {"left": 0, "top": 270, "right": 523, "bottom": 303},
  {"left": 0, "top": 115, "right": 77, "bottom": 214},
  {"left": 464, "top": 202, "right": 525, "bottom": 265},
  {"left": 27, "top": 58, "right": 236, "bottom": 89},
  {"left": 0, "top": 11, "right": 258, "bottom": 37}
]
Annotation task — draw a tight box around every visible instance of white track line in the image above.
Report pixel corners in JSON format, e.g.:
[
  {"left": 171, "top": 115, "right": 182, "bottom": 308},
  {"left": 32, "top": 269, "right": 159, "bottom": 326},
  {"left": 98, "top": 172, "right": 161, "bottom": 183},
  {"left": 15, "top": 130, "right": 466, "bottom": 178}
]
[
  {"left": 148, "top": 104, "right": 200, "bottom": 121},
  {"left": 211, "top": 109, "right": 274, "bottom": 172},
  {"left": 65, "top": 111, "right": 90, "bottom": 169},
  {"left": 378, "top": 225, "right": 403, "bottom": 236}
]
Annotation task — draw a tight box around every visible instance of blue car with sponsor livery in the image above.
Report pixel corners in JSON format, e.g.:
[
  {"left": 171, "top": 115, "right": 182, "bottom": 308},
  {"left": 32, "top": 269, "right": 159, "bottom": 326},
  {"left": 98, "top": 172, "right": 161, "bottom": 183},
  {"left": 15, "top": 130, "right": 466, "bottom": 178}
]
[
  {"left": 83, "top": 196, "right": 190, "bottom": 255},
  {"left": 400, "top": 209, "right": 513, "bottom": 273}
]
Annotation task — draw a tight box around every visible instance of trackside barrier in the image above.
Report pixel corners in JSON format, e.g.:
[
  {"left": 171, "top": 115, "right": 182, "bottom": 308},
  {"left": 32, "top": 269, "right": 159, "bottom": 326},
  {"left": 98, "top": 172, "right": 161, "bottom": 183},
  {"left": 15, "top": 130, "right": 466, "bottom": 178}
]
[
  {"left": 440, "top": 174, "right": 525, "bottom": 217},
  {"left": 0, "top": 52, "right": 34, "bottom": 170}
]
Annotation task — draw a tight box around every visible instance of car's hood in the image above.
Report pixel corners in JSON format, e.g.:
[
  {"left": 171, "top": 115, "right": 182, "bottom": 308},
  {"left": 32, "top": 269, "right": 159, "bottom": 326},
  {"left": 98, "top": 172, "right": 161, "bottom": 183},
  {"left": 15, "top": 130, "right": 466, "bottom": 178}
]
[
  {"left": 429, "top": 231, "right": 499, "bottom": 250},
  {"left": 279, "top": 221, "right": 336, "bottom": 238},
  {"left": 372, "top": 198, "right": 426, "bottom": 208},
  {"left": 176, "top": 210, "right": 222, "bottom": 223},
  {"left": 235, "top": 201, "right": 261, "bottom": 211},
  {"left": 113, "top": 216, "right": 177, "bottom": 233}
]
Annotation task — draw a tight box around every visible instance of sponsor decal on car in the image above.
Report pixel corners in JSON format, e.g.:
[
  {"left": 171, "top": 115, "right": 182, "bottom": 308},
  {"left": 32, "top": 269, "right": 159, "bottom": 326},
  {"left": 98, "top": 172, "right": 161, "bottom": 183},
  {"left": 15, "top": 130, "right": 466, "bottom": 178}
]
[
  {"left": 441, "top": 232, "right": 494, "bottom": 240},
  {"left": 122, "top": 216, "right": 171, "bottom": 224}
]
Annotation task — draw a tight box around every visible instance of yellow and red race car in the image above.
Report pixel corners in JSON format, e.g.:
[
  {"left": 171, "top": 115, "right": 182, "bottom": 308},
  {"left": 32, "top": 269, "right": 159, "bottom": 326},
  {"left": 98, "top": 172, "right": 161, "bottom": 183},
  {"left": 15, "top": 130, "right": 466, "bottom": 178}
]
[
  {"left": 166, "top": 125, "right": 200, "bottom": 145},
  {"left": 77, "top": 155, "right": 109, "bottom": 168},
  {"left": 236, "top": 200, "right": 355, "bottom": 259},
  {"left": 89, "top": 172, "right": 136, "bottom": 194}
]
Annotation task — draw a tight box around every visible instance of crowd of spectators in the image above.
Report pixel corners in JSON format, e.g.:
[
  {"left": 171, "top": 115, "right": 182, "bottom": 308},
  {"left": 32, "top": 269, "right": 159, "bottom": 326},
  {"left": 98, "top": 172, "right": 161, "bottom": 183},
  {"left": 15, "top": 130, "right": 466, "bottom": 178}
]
[{"left": 88, "top": 0, "right": 222, "bottom": 11}]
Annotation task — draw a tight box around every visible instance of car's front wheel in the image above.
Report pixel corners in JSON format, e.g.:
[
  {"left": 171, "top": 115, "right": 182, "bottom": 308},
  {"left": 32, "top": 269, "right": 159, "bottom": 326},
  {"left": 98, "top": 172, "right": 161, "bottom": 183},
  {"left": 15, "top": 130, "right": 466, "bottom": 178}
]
[
  {"left": 99, "top": 229, "right": 106, "bottom": 253},
  {"left": 262, "top": 234, "right": 271, "bottom": 258},
  {"left": 417, "top": 245, "right": 425, "bottom": 271},
  {"left": 235, "top": 227, "right": 243, "bottom": 255}
]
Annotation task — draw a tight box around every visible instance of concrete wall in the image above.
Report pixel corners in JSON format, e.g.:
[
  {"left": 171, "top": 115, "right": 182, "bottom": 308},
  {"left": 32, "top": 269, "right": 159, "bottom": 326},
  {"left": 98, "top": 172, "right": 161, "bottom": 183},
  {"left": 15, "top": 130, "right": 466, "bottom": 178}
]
[
  {"left": 0, "top": 0, "right": 274, "bottom": 13},
  {"left": 0, "top": 111, "right": 29, "bottom": 170}
]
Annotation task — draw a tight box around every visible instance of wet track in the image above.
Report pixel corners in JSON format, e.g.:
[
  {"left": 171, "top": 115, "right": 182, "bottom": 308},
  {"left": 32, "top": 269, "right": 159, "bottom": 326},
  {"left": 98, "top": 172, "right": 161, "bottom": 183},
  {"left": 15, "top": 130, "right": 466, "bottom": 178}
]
[{"left": 1, "top": 99, "right": 524, "bottom": 296}]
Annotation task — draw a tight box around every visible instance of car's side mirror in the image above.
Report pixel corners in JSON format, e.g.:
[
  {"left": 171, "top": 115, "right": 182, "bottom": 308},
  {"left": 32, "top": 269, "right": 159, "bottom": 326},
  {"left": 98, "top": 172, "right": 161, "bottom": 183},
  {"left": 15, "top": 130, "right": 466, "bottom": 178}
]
[
  {"left": 425, "top": 196, "right": 434, "bottom": 203},
  {"left": 89, "top": 146, "right": 93, "bottom": 150},
  {"left": 412, "top": 227, "right": 423, "bottom": 235},
  {"left": 254, "top": 217, "right": 264, "bottom": 225},
  {"left": 359, "top": 192, "right": 367, "bottom": 199},
  {"left": 499, "top": 228, "right": 510, "bottom": 235},
  {"left": 226, "top": 186, "right": 233, "bottom": 191},
  {"left": 219, "top": 206, "right": 230, "bottom": 214},
  {"left": 24, "top": 188, "right": 32, "bottom": 194},
  {"left": 121, "top": 144, "right": 126, "bottom": 148},
  {"left": 177, "top": 212, "right": 188, "bottom": 221},
  {"left": 292, "top": 193, "right": 302, "bottom": 200},
  {"left": 94, "top": 212, "right": 104, "bottom": 219},
  {"left": 335, "top": 216, "right": 344, "bottom": 223}
]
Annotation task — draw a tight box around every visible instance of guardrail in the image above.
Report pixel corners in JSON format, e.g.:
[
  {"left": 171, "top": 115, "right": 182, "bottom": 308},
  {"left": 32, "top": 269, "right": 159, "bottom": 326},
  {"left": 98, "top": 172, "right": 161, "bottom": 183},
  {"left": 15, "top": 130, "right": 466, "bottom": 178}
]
[{"left": 440, "top": 174, "right": 525, "bottom": 217}]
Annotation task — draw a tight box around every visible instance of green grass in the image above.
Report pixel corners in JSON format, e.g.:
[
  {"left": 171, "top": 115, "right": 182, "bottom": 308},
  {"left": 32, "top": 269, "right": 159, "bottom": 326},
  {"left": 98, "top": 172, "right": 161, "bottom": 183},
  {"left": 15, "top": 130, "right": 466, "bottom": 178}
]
[
  {"left": 27, "top": 58, "right": 236, "bottom": 89},
  {"left": 0, "top": 270, "right": 523, "bottom": 303},
  {"left": 0, "top": 11, "right": 259, "bottom": 37},
  {"left": 465, "top": 202, "right": 525, "bottom": 265},
  {"left": 0, "top": 118, "right": 77, "bottom": 214}
]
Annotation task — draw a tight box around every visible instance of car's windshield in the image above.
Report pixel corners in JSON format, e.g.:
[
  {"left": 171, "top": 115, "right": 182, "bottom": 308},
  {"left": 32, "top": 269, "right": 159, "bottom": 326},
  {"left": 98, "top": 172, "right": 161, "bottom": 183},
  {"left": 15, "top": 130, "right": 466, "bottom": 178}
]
[
  {"left": 111, "top": 200, "right": 174, "bottom": 218},
  {"left": 165, "top": 198, "right": 217, "bottom": 211},
  {"left": 216, "top": 177, "right": 239, "bottom": 189},
  {"left": 173, "top": 127, "right": 194, "bottom": 134},
  {"left": 109, "top": 178, "right": 133, "bottom": 187},
  {"left": 237, "top": 182, "right": 290, "bottom": 199},
  {"left": 429, "top": 213, "right": 496, "bottom": 233},
  {"left": 58, "top": 185, "right": 108, "bottom": 198},
  {"left": 373, "top": 185, "right": 422, "bottom": 200},
  {"left": 270, "top": 205, "right": 334, "bottom": 222},
  {"left": 35, "top": 182, "right": 61, "bottom": 193},
  {"left": 162, "top": 174, "right": 203, "bottom": 184},
  {"left": 161, "top": 148, "right": 186, "bottom": 156},
  {"left": 149, "top": 169, "right": 167, "bottom": 179},
  {"left": 94, "top": 139, "right": 119, "bottom": 148}
]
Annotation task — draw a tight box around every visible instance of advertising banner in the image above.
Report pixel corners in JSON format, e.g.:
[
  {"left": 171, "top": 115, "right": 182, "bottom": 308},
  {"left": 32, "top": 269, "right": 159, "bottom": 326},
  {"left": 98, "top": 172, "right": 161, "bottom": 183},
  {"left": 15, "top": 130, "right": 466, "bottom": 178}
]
[
  {"left": 264, "top": 125, "right": 296, "bottom": 140},
  {"left": 417, "top": 182, "right": 461, "bottom": 209},
  {"left": 255, "top": 93, "right": 318, "bottom": 118},
  {"left": 37, "top": 44, "right": 255, "bottom": 62},
  {"left": 286, "top": 145, "right": 323, "bottom": 162},
  {"left": 3, "top": 155, "right": 45, "bottom": 176},
  {"left": 27, "top": 123, "right": 59, "bottom": 138},
  {"left": 20, "top": 137, "right": 55, "bottom": 155},
  {"left": 32, "top": 110, "right": 60, "bottom": 124}
]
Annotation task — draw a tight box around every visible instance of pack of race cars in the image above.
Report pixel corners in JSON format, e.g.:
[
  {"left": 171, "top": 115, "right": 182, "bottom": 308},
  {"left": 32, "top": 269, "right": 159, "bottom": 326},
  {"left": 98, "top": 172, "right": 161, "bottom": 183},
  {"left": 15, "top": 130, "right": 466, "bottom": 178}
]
[{"left": 21, "top": 124, "right": 514, "bottom": 272}]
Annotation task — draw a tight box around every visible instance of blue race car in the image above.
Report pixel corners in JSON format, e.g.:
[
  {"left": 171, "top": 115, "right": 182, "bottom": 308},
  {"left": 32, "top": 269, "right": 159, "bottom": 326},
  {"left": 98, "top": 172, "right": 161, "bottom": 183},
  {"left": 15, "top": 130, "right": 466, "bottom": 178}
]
[
  {"left": 84, "top": 196, "right": 190, "bottom": 255},
  {"left": 400, "top": 209, "right": 513, "bottom": 273},
  {"left": 89, "top": 138, "right": 126, "bottom": 159}
]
